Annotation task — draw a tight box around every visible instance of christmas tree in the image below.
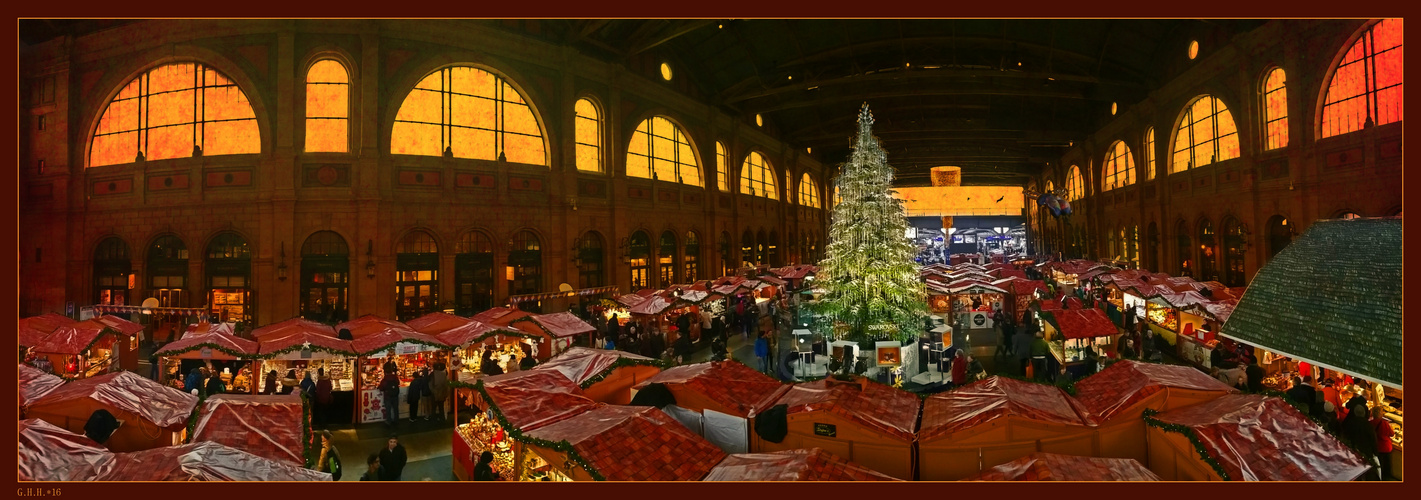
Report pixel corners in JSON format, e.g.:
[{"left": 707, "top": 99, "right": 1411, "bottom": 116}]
[{"left": 811, "top": 103, "right": 929, "bottom": 345}]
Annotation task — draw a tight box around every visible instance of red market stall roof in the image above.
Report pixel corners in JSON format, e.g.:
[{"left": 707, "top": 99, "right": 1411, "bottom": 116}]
[
  {"left": 103, "top": 441, "right": 331, "bottom": 481},
  {"left": 628, "top": 294, "right": 676, "bottom": 315},
  {"left": 758, "top": 275, "right": 789, "bottom": 287},
  {"left": 1147, "top": 394, "right": 1369, "bottom": 481},
  {"left": 1077, "top": 269, "right": 1112, "bottom": 281},
  {"left": 995, "top": 278, "right": 1050, "bottom": 297},
  {"left": 1061, "top": 297, "right": 1085, "bottom": 310},
  {"left": 17, "top": 418, "right": 116, "bottom": 481},
  {"left": 774, "top": 266, "right": 816, "bottom": 280},
  {"left": 962, "top": 453, "right": 1161, "bottom": 481},
  {"left": 407, "top": 313, "right": 529, "bottom": 348},
  {"left": 92, "top": 315, "right": 147, "bottom": 336},
  {"left": 1187, "top": 301, "right": 1237, "bottom": 323},
  {"left": 945, "top": 280, "right": 1007, "bottom": 295},
  {"left": 769, "top": 377, "right": 921, "bottom": 441},
  {"left": 475, "top": 370, "right": 601, "bottom": 431},
  {"left": 617, "top": 293, "right": 650, "bottom": 308},
  {"left": 1152, "top": 290, "right": 1212, "bottom": 309},
  {"left": 990, "top": 268, "right": 1028, "bottom": 281},
  {"left": 528, "top": 312, "right": 598, "bottom": 338},
  {"left": 919, "top": 376, "right": 1096, "bottom": 442},
  {"left": 31, "top": 316, "right": 135, "bottom": 355},
  {"left": 675, "top": 289, "right": 721, "bottom": 305},
  {"left": 704, "top": 448, "right": 900, "bottom": 481},
  {"left": 20, "top": 363, "right": 65, "bottom": 408},
  {"left": 337, "top": 315, "right": 447, "bottom": 355},
  {"left": 1072, "top": 360, "right": 1239, "bottom": 421},
  {"left": 522, "top": 405, "right": 726, "bottom": 481},
  {"left": 403, "top": 312, "right": 471, "bottom": 334},
  {"left": 155, "top": 323, "right": 259, "bottom": 359},
  {"left": 257, "top": 330, "right": 358, "bottom": 358},
  {"left": 1039, "top": 309, "right": 1116, "bottom": 339},
  {"left": 535, "top": 347, "right": 660, "bottom": 386},
  {"left": 189, "top": 394, "right": 306, "bottom": 466},
  {"left": 30, "top": 371, "right": 199, "bottom": 429},
  {"left": 470, "top": 306, "right": 532, "bottom": 326},
  {"left": 635, "top": 360, "right": 790, "bottom": 417},
  {"left": 19, "top": 313, "right": 76, "bottom": 347},
  {"left": 250, "top": 318, "right": 336, "bottom": 340}
]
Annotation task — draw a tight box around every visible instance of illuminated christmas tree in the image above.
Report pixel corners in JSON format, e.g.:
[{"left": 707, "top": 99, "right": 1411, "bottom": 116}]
[{"left": 811, "top": 103, "right": 929, "bottom": 345}]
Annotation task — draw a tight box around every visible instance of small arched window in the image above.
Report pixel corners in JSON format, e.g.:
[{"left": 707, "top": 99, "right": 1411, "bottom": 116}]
[
  {"left": 391, "top": 66, "right": 547, "bottom": 165},
  {"left": 1102, "top": 141, "right": 1135, "bottom": 191},
  {"left": 1321, "top": 19, "right": 1403, "bottom": 138},
  {"left": 1171, "top": 95, "right": 1240, "bottom": 173},
  {"left": 627, "top": 116, "right": 702, "bottom": 186},
  {"left": 715, "top": 142, "right": 729, "bottom": 191},
  {"left": 1143, "top": 127, "right": 1156, "bottom": 181},
  {"left": 305, "top": 59, "right": 350, "bottom": 153},
  {"left": 574, "top": 98, "right": 601, "bottom": 172},
  {"left": 1262, "top": 68, "right": 1289, "bottom": 150},
  {"left": 91, "top": 63, "right": 259, "bottom": 167},
  {"left": 799, "top": 174, "right": 821, "bottom": 208},
  {"left": 740, "top": 151, "right": 779, "bottom": 200},
  {"left": 1065, "top": 165, "right": 1084, "bottom": 201}
]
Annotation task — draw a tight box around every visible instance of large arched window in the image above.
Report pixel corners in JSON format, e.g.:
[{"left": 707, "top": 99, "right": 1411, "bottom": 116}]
[
  {"left": 574, "top": 98, "right": 601, "bottom": 172},
  {"left": 715, "top": 142, "right": 729, "bottom": 191},
  {"left": 1198, "top": 219, "right": 1217, "bottom": 282},
  {"left": 1223, "top": 217, "right": 1247, "bottom": 287},
  {"left": 301, "top": 231, "right": 349, "bottom": 322},
  {"left": 1321, "top": 19, "right": 1403, "bottom": 138},
  {"left": 629, "top": 231, "right": 651, "bottom": 290},
  {"left": 658, "top": 231, "right": 678, "bottom": 287},
  {"left": 740, "top": 151, "right": 779, "bottom": 200},
  {"left": 627, "top": 116, "right": 702, "bottom": 186},
  {"left": 94, "top": 237, "right": 131, "bottom": 306},
  {"left": 391, "top": 66, "right": 547, "bottom": 165},
  {"left": 305, "top": 59, "right": 349, "bottom": 153},
  {"left": 1176, "top": 221, "right": 1193, "bottom": 278},
  {"left": 148, "top": 235, "right": 190, "bottom": 308},
  {"left": 1143, "top": 127, "right": 1156, "bottom": 181},
  {"left": 799, "top": 174, "right": 821, "bottom": 208},
  {"left": 684, "top": 231, "right": 700, "bottom": 282},
  {"left": 206, "top": 232, "right": 251, "bottom": 324},
  {"left": 507, "top": 231, "right": 543, "bottom": 312},
  {"left": 576, "top": 232, "right": 605, "bottom": 289},
  {"left": 395, "top": 230, "right": 439, "bottom": 321},
  {"left": 90, "top": 63, "right": 259, "bottom": 167},
  {"left": 1267, "top": 216, "right": 1292, "bottom": 261},
  {"left": 455, "top": 231, "right": 494, "bottom": 316},
  {"left": 1102, "top": 141, "right": 1135, "bottom": 191},
  {"left": 1171, "top": 95, "right": 1240, "bottom": 173},
  {"left": 1262, "top": 68, "right": 1289, "bottom": 150},
  {"left": 1065, "top": 165, "right": 1084, "bottom": 201}
]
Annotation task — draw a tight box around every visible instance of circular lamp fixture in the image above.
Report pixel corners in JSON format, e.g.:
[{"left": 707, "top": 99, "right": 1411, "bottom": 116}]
[
  {"left": 806, "top": 147, "right": 812, "bottom": 154},
  {"left": 660, "top": 63, "right": 673, "bottom": 81},
  {"left": 1188, "top": 40, "right": 1199, "bottom": 60},
  {"left": 755, "top": 114, "right": 764, "bottom": 127},
  {"left": 1111, "top": 102, "right": 1118, "bottom": 115}
]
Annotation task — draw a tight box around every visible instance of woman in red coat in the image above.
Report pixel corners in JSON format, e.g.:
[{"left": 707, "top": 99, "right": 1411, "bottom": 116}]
[
  {"left": 951, "top": 350, "right": 968, "bottom": 388},
  {"left": 1372, "top": 406, "right": 1395, "bottom": 480}
]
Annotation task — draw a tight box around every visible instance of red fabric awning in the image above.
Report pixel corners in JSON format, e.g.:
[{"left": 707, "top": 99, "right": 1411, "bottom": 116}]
[
  {"left": 404, "top": 312, "right": 472, "bottom": 335},
  {"left": 18, "top": 418, "right": 116, "bottom": 481},
  {"left": 349, "top": 322, "right": 448, "bottom": 356},
  {"left": 628, "top": 295, "right": 676, "bottom": 315},
  {"left": 190, "top": 394, "right": 306, "bottom": 466},
  {"left": 770, "top": 377, "right": 921, "bottom": 441},
  {"left": 102, "top": 441, "right": 332, "bottom": 481},
  {"left": 405, "top": 313, "right": 525, "bottom": 348},
  {"left": 30, "top": 371, "right": 199, "bottom": 429},
  {"left": 704, "top": 448, "right": 900, "bottom": 481},
  {"left": 478, "top": 370, "right": 600, "bottom": 431},
  {"left": 471, "top": 307, "right": 532, "bottom": 327},
  {"left": 31, "top": 316, "right": 131, "bottom": 355},
  {"left": 1040, "top": 309, "right": 1117, "bottom": 339},
  {"left": 19, "top": 313, "right": 76, "bottom": 347},
  {"left": 258, "top": 330, "right": 358, "bottom": 358},
  {"left": 250, "top": 318, "right": 336, "bottom": 340},
  {"left": 523, "top": 405, "right": 726, "bottom": 481},
  {"left": 92, "top": 315, "right": 144, "bottom": 336},
  {"left": 530, "top": 312, "right": 598, "bottom": 338},
  {"left": 534, "top": 347, "right": 657, "bottom": 385},
  {"left": 919, "top": 376, "right": 1095, "bottom": 442},
  {"left": 635, "top": 360, "right": 788, "bottom": 418},
  {"left": 19, "top": 363, "right": 66, "bottom": 408},
  {"left": 155, "top": 323, "right": 259, "bottom": 359},
  {"left": 1072, "top": 360, "right": 1239, "bottom": 421},
  {"left": 963, "top": 453, "right": 1160, "bottom": 481}
]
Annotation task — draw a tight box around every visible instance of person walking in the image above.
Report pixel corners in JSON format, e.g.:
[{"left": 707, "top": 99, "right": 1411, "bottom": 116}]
[
  {"left": 315, "top": 367, "right": 333, "bottom": 428},
  {"left": 1030, "top": 332, "right": 1050, "bottom": 381},
  {"left": 406, "top": 368, "right": 426, "bottom": 422},
  {"left": 754, "top": 332, "right": 771, "bottom": 373},
  {"left": 473, "top": 451, "right": 500, "bottom": 481},
  {"left": 1012, "top": 327, "right": 1034, "bottom": 377},
  {"left": 360, "top": 453, "right": 383, "bottom": 481},
  {"left": 428, "top": 362, "right": 450, "bottom": 421},
  {"left": 317, "top": 430, "right": 342, "bottom": 481},
  {"left": 950, "top": 350, "right": 968, "bottom": 389},
  {"left": 378, "top": 436, "right": 408, "bottom": 481},
  {"left": 378, "top": 364, "right": 400, "bottom": 428},
  {"left": 1372, "top": 406, "right": 1395, "bottom": 480}
]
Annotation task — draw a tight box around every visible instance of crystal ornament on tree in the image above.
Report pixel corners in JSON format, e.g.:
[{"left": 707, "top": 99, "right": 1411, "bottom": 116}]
[{"left": 810, "top": 103, "right": 929, "bottom": 344}]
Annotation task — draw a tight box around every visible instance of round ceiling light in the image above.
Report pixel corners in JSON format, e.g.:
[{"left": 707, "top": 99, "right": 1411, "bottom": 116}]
[
  {"left": 1111, "top": 102, "right": 1118, "bottom": 115},
  {"left": 755, "top": 114, "right": 764, "bottom": 127},
  {"left": 1188, "top": 40, "right": 1199, "bottom": 60},
  {"left": 660, "top": 62, "right": 673, "bottom": 81}
]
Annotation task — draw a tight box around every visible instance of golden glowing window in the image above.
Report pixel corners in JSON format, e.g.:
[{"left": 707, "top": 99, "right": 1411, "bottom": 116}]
[
  {"left": 1102, "top": 141, "right": 1135, "bottom": 191},
  {"left": 574, "top": 98, "right": 601, "bottom": 172},
  {"left": 1188, "top": 40, "right": 1199, "bottom": 60},
  {"left": 626, "top": 116, "right": 702, "bottom": 186},
  {"left": 799, "top": 173, "right": 820, "bottom": 208},
  {"left": 785, "top": 170, "right": 793, "bottom": 201},
  {"left": 305, "top": 60, "right": 349, "bottom": 153},
  {"left": 740, "top": 151, "right": 778, "bottom": 200},
  {"left": 1143, "top": 127, "right": 1155, "bottom": 181},
  {"left": 715, "top": 141, "right": 729, "bottom": 191},
  {"left": 1262, "top": 68, "right": 1289, "bottom": 150},
  {"left": 391, "top": 66, "right": 547, "bottom": 165},
  {"left": 1321, "top": 19, "right": 1403, "bottom": 138},
  {"left": 1171, "top": 95, "right": 1239, "bottom": 173},
  {"left": 1065, "top": 165, "right": 1084, "bottom": 201},
  {"left": 90, "top": 63, "right": 259, "bottom": 167}
]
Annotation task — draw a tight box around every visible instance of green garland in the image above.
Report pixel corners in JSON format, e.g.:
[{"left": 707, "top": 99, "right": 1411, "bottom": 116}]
[
  {"left": 467, "top": 379, "right": 608, "bottom": 481},
  {"left": 37, "top": 327, "right": 123, "bottom": 358},
  {"left": 155, "top": 342, "right": 257, "bottom": 359},
  {"left": 184, "top": 393, "right": 207, "bottom": 444},
  {"left": 577, "top": 356, "right": 671, "bottom": 389},
  {"left": 1142, "top": 408, "right": 1233, "bottom": 481},
  {"left": 300, "top": 391, "right": 315, "bottom": 469}
]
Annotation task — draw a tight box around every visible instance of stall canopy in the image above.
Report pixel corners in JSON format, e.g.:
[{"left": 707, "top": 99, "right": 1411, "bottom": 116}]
[
  {"left": 102, "top": 441, "right": 331, "bottom": 481},
  {"left": 628, "top": 294, "right": 676, "bottom": 316},
  {"left": 17, "top": 418, "right": 116, "bottom": 481},
  {"left": 1038, "top": 309, "right": 1117, "bottom": 339},
  {"left": 339, "top": 315, "right": 448, "bottom": 355},
  {"left": 19, "top": 313, "right": 76, "bottom": 348},
  {"left": 475, "top": 370, "right": 601, "bottom": 431},
  {"left": 528, "top": 312, "right": 598, "bottom": 339},
  {"left": 770, "top": 377, "right": 920, "bottom": 442},
  {"left": 29, "top": 371, "right": 199, "bottom": 429},
  {"left": 1219, "top": 218, "right": 1401, "bottom": 389},
  {"left": 250, "top": 317, "right": 336, "bottom": 339},
  {"left": 535, "top": 347, "right": 659, "bottom": 386},
  {"left": 155, "top": 323, "right": 259, "bottom": 359},
  {"left": 471, "top": 306, "right": 532, "bottom": 327},
  {"left": 407, "top": 312, "right": 524, "bottom": 348},
  {"left": 189, "top": 394, "right": 307, "bottom": 466},
  {"left": 703, "top": 448, "right": 900, "bottom": 481},
  {"left": 996, "top": 278, "right": 1049, "bottom": 298},
  {"left": 1147, "top": 394, "right": 1369, "bottom": 481},
  {"left": 1073, "top": 360, "right": 1238, "bottom": 421},
  {"left": 91, "top": 315, "right": 145, "bottom": 336},
  {"left": 1188, "top": 301, "right": 1237, "bottom": 324},
  {"left": 19, "top": 363, "right": 65, "bottom": 409},
  {"left": 919, "top": 376, "right": 1096, "bottom": 442},
  {"left": 635, "top": 361, "right": 789, "bottom": 418},
  {"left": 30, "top": 316, "right": 135, "bottom": 355},
  {"left": 522, "top": 405, "right": 726, "bottom": 481},
  {"left": 758, "top": 275, "right": 789, "bottom": 287},
  {"left": 963, "top": 453, "right": 1161, "bottom": 481},
  {"left": 616, "top": 293, "right": 649, "bottom": 308},
  {"left": 257, "top": 329, "right": 358, "bottom": 359}
]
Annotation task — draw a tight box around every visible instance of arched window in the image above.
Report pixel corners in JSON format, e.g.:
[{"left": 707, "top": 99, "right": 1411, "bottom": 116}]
[
  {"left": 627, "top": 116, "right": 702, "bottom": 186},
  {"left": 94, "top": 237, "right": 131, "bottom": 306},
  {"left": 1171, "top": 95, "right": 1240, "bottom": 173},
  {"left": 684, "top": 231, "right": 700, "bottom": 283},
  {"left": 1267, "top": 216, "right": 1292, "bottom": 260},
  {"left": 301, "top": 231, "right": 349, "bottom": 322},
  {"left": 391, "top": 66, "right": 547, "bottom": 165},
  {"left": 740, "top": 151, "right": 779, "bottom": 200},
  {"left": 395, "top": 230, "right": 439, "bottom": 321},
  {"left": 799, "top": 174, "right": 821, "bottom": 208},
  {"left": 507, "top": 231, "right": 542, "bottom": 312},
  {"left": 1223, "top": 217, "right": 1247, "bottom": 287},
  {"left": 148, "top": 235, "right": 189, "bottom": 308},
  {"left": 1198, "top": 219, "right": 1217, "bottom": 282},
  {"left": 1102, "top": 141, "right": 1135, "bottom": 191},
  {"left": 1321, "top": 19, "right": 1403, "bottom": 138},
  {"left": 741, "top": 230, "right": 756, "bottom": 269},
  {"left": 574, "top": 98, "right": 601, "bottom": 172},
  {"left": 90, "top": 63, "right": 259, "bottom": 167},
  {"left": 206, "top": 232, "right": 251, "bottom": 324},
  {"left": 455, "top": 231, "right": 494, "bottom": 316},
  {"left": 629, "top": 231, "right": 651, "bottom": 290},
  {"left": 715, "top": 142, "right": 729, "bottom": 191},
  {"left": 1176, "top": 221, "right": 1193, "bottom": 277},
  {"left": 1338, "top": 211, "right": 1362, "bottom": 220},
  {"left": 1143, "top": 127, "right": 1156, "bottom": 181},
  {"left": 1065, "top": 165, "right": 1084, "bottom": 201},
  {"left": 576, "top": 232, "right": 605, "bottom": 289},
  {"left": 305, "top": 59, "right": 349, "bottom": 153},
  {"left": 1262, "top": 68, "right": 1289, "bottom": 150},
  {"left": 658, "top": 231, "right": 678, "bottom": 287}
]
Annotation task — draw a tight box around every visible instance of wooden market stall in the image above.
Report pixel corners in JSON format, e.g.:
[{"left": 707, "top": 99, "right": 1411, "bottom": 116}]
[
  {"left": 519, "top": 312, "right": 599, "bottom": 361},
  {"left": 1036, "top": 308, "right": 1119, "bottom": 378},
  {"left": 1144, "top": 394, "right": 1369, "bottom": 481},
  {"left": 519, "top": 405, "right": 726, "bottom": 481},
  {"left": 533, "top": 347, "right": 663, "bottom": 405},
  {"left": 1072, "top": 360, "right": 1238, "bottom": 465},
  {"left": 30, "top": 315, "right": 143, "bottom": 380},
  {"left": 407, "top": 312, "right": 538, "bottom": 381},
  {"left": 18, "top": 418, "right": 117, "bottom": 481},
  {"left": 633, "top": 360, "right": 790, "bottom": 454},
  {"left": 254, "top": 323, "right": 360, "bottom": 423},
  {"left": 19, "top": 313, "right": 76, "bottom": 361},
  {"left": 154, "top": 322, "right": 260, "bottom": 394},
  {"left": 451, "top": 369, "right": 601, "bottom": 481},
  {"left": 101, "top": 441, "right": 331, "bottom": 481},
  {"left": 18, "top": 363, "right": 65, "bottom": 418},
  {"left": 341, "top": 315, "right": 449, "bottom": 424},
  {"left": 703, "top": 447, "right": 900, "bottom": 481},
  {"left": 1174, "top": 300, "right": 1236, "bottom": 370},
  {"left": 750, "top": 376, "right": 920, "bottom": 480},
  {"left": 942, "top": 279, "right": 1009, "bottom": 331},
  {"left": 26, "top": 371, "right": 198, "bottom": 452},
  {"left": 961, "top": 452, "right": 1160, "bottom": 481},
  {"left": 189, "top": 393, "right": 309, "bottom": 467},
  {"left": 918, "top": 376, "right": 1097, "bottom": 481},
  {"left": 994, "top": 277, "right": 1050, "bottom": 323}
]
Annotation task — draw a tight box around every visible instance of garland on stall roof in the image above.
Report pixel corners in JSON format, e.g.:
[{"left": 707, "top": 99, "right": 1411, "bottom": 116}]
[
  {"left": 155, "top": 342, "right": 256, "bottom": 359},
  {"left": 184, "top": 393, "right": 208, "bottom": 444},
  {"left": 160, "top": 342, "right": 359, "bottom": 361},
  {"left": 577, "top": 357, "right": 671, "bottom": 389},
  {"left": 37, "top": 328, "right": 123, "bottom": 358},
  {"left": 355, "top": 338, "right": 450, "bottom": 357},
  {"left": 469, "top": 379, "right": 607, "bottom": 481},
  {"left": 1142, "top": 408, "right": 1233, "bottom": 481},
  {"left": 301, "top": 391, "right": 315, "bottom": 469}
]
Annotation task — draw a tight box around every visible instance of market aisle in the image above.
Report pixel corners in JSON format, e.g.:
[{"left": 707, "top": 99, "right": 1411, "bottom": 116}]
[{"left": 333, "top": 420, "right": 454, "bottom": 481}]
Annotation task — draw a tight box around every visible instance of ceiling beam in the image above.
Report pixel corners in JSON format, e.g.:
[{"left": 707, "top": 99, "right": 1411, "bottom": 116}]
[
  {"left": 630, "top": 20, "right": 716, "bottom": 55},
  {"left": 753, "top": 87, "right": 1086, "bottom": 114},
  {"left": 579, "top": 19, "right": 611, "bottom": 39},
  {"left": 778, "top": 34, "right": 1150, "bottom": 81},
  {"left": 725, "top": 67, "right": 1134, "bottom": 104}
]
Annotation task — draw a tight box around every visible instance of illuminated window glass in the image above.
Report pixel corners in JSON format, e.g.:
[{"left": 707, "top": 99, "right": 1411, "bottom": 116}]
[
  {"left": 1321, "top": 19, "right": 1403, "bottom": 138},
  {"left": 739, "top": 151, "right": 778, "bottom": 200},
  {"left": 1171, "top": 95, "right": 1240, "bottom": 173},
  {"left": 574, "top": 98, "right": 601, "bottom": 172},
  {"left": 715, "top": 141, "right": 729, "bottom": 191},
  {"left": 391, "top": 66, "right": 547, "bottom": 165},
  {"left": 785, "top": 170, "right": 793, "bottom": 203},
  {"left": 626, "top": 116, "right": 702, "bottom": 186},
  {"left": 798, "top": 173, "right": 821, "bottom": 208},
  {"left": 658, "top": 231, "right": 678, "bottom": 286},
  {"left": 1143, "top": 127, "right": 1155, "bottom": 181},
  {"left": 305, "top": 60, "right": 349, "bottom": 153},
  {"left": 1102, "top": 140, "right": 1135, "bottom": 191},
  {"left": 1262, "top": 68, "right": 1289, "bottom": 150},
  {"left": 684, "top": 231, "right": 699, "bottom": 282},
  {"left": 1065, "top": 165, "right": 1084, "bottom": 201},
  {"left": 90, "top": 63, "right": 259, "bottom": 167}
]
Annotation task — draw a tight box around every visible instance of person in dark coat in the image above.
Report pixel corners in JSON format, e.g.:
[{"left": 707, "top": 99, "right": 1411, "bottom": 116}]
[
  {"left": 263, "top": 370, "right": 279, "bottom": 395},
  {"left": 378, "top": 436, "right": 408, "bottom": 481},
  {"left": 1244, "top": 360, "right": 1266, "bottom": 393},
  {"left": 378, "top": 367, "right": 400, "bottom": 427},
  {"left": 314, "top": 368, "right": 334, "bottom": 428},
  {"left": 1286, "top": 376, "right": 1317, "bottom": 410},
  {"left": 360, "top": 453, "right": 383, "bottom": 481},
  {"left": 675, "top": 330, "right": 694, "bottom": 364},
  {"left": 754, "top": 333, "right": 770, "bottom": 373},
  {"left": 299, "top": 370, "right": 315, "bottom": 396},
  {"left": 184, "top": 368, "right": 204, "bottom": 394},
  {"left": 204, "top": 372, "right": 226, "bottom": 396},
  {"left": 1340, "top": 406, "right": 1378, "bottom": 479},
  {"left": 473, "top": 450, "right": 500, "bottom": 481},
  {"left": 406, "top": 369, "right": 426, "bottom": 422},
  {"left": 1012, "top": 329, "right": 1035, "bottom": 376}
]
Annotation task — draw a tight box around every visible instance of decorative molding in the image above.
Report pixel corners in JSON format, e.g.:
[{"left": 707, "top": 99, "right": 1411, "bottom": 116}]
[
  {"left": 1324, "top": 147, "right": 1364, "bottom": 168},
  {"left": 147, "top": 173, "right": 191, "bottom": 191},
  {"left": 455, "top": 173, "right": 495, "bottom": 188},
  {"left": 509, "top": 176, "right": 543, "bottom": 191},
  {"left": 205, "top": 169, "right": 253, "bottom": 188},
  {"left": 398, "top": 169, "right": 442, "bottom": 187},
  {"left": 303, "top": 164, "right": 351, "bottom": 187},
  {"left": 93, "top": 177, "right": 133, "bottom": 196}
]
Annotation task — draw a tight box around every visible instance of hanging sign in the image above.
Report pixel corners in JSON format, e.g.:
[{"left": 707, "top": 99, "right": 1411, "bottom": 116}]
[
  {"left": 397, "top": 343, "right": 420, "bottom": 355},
  {"left": 200, "top": 347, "right": 213, "bottom": 359},
  {"left": 814, "top": 423, "right": 837, "bottom": 437}
]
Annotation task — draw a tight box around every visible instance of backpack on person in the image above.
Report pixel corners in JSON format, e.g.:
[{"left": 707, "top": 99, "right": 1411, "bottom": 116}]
[{"left": 328, "top": 453, "right": 342, "bottom": 481}]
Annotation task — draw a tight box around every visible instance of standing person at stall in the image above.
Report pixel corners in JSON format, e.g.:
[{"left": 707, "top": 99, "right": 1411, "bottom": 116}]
[
  {"left": 379, "top": 436, "right": 408, "bottom": 481},
  {"left": 675, "top": 328, "right": 694, "bottom": 364},
  {"left": 428, "top": 362, "right": 449, "bottom": 421},
  {"left": 406, "top": 368, "right": 426, "bottom": 422},
  {"left": 473, "top": 451, "right": 500, "bottom": 481},
  {"left": 1340, "top": 405, "right": 1379, "bottom": 480},
  {"left": 300, "top": 370, "right": 316, "bottom": 397},
  {"left": 1372, "top": 406, "right": 1395, "bottom": 480},
  {"left": 315, "top": 368, "right": 333, "bottom": 428},
  {"left": 1286, "top": 377, "right": 1317, "bottom": 412},
  {"left": 1029, "top": 332, "right": 1050, "bottom": 381},
  {"left": 317, "top": 430, "right": 342, "bottom": 481},
  {"left": 205, "top": 370, "right": 226, "bottom": 396},
  {"left": 1013, "top": 328, "right": 1034, "bottom": 377},
  {"left": 950, "top": 350, "right": 968, "bottom": 389},
  {"left": 379, "top": 363, "right": 400, "bottom": 428},
  {"left": 1244, "top": 360, "right": 1266, "bottom": 393},
  {"left": 263, "top": 370, "right": 278, "bottom": 395}
]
